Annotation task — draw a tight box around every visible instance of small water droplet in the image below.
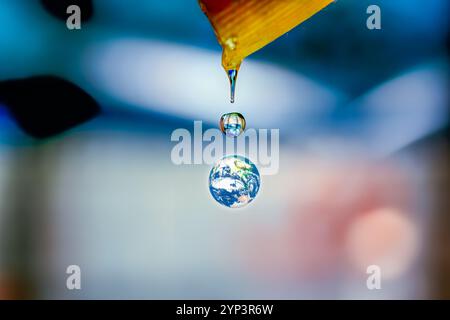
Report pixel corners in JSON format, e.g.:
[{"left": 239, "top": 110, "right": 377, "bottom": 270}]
[
  {"left": 228, "top": 69, "right": 238, "bottom": 103},
  {"left": 220, "top": 112, "right": 246, "bottom": 138}
]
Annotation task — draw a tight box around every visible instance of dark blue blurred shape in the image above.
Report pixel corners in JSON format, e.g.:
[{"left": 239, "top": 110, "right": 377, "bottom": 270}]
[
  {"left": 40, "top": 0, "right": 93, "bottom": 22},
  {"left": 0, "top": 76, "right": 100, "bottom": 138}
]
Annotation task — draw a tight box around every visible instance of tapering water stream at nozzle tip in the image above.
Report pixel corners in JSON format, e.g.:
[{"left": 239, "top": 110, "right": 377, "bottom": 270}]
[{"left": 227, "top": 69, "right": 238, "bottom": 104}]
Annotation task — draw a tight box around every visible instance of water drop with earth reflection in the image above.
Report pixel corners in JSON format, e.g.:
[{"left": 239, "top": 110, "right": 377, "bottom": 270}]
[{"left": 209, "top": 155, "right": 260, "bottom": 208}]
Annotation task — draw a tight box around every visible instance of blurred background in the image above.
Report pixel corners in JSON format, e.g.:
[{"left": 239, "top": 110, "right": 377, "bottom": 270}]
[{"left": 0, "top": 0, "right": 448, "bottom": 299}]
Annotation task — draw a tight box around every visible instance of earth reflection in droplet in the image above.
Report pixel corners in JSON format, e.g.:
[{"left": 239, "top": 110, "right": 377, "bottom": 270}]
[{"left": 209, "top": 155, "right": 260, "bottom": 208}]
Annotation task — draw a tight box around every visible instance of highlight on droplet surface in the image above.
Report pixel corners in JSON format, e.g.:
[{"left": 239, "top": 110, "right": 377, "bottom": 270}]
[
  {"left": 219, "top": 112, "right": 246, "bottom": 137},
  {"left": 224, "top": 36, "right": 238, "bottom": 51},
  {"left": 209, "top": 155, "right": 261, "bottom": 208},
  {"left": 227, "top": 69, "right": 238, "bottom": 103}
]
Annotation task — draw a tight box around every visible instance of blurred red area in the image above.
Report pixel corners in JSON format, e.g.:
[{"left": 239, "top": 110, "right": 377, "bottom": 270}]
[{"left": 239, "top": 161, "right": 418, "bottom": 282}]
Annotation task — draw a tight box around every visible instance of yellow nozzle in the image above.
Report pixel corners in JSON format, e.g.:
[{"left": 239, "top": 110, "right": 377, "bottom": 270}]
[{"left": 200, "top": 0, "right": 334, "bottom": 71}]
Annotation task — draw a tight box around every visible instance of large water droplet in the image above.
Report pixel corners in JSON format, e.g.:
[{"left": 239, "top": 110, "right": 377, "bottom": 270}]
[
  {"left": 220, "top": 112, "right": 246, "bottom": 137},
  {"left": 209, "top": 155, "right": 260, "bottom": 208}
]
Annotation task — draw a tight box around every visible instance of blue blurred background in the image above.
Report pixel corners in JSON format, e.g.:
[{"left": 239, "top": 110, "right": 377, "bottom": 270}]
[{"left": 0, "top": 0, "right": 448, "bottom": 299}]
